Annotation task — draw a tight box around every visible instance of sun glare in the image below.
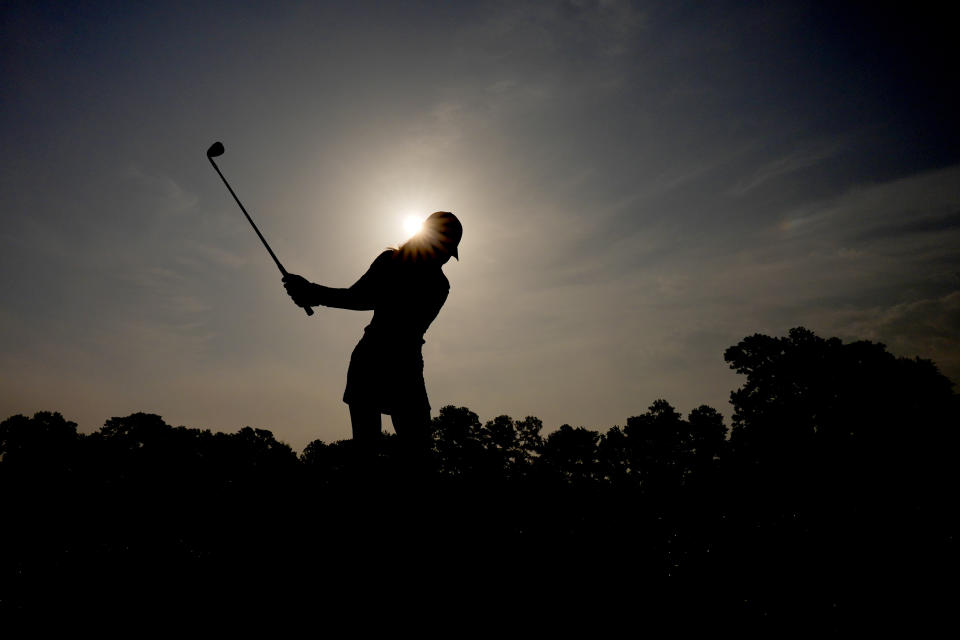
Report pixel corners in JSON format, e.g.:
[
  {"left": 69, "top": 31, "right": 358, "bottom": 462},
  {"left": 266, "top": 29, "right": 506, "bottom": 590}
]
[{"left": 403, "top": 215, "right": 424, "bottom": 237}]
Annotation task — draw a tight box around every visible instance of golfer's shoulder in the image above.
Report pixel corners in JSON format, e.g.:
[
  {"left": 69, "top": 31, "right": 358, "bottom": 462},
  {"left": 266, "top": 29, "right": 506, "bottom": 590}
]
[{"left": 371, "top": 249, "right": 397, "bottom": 269}]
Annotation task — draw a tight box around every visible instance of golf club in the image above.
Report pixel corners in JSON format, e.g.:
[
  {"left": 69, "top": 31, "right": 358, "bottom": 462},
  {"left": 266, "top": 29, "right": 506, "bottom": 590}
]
[{"left": 206, "top": 141, "right": 313, "bottom": 316}]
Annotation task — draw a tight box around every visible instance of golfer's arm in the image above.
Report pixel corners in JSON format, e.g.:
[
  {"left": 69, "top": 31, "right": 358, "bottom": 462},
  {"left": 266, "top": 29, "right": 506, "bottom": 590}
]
[
  {"left": 309, "top": 283, "right": 374, "bottom": 310},
  {"left": 308, "top": 251, "right": 390, "bottom": 310},
  {"left": 309, "top": 259, "right": 381, "bottom": 310}
]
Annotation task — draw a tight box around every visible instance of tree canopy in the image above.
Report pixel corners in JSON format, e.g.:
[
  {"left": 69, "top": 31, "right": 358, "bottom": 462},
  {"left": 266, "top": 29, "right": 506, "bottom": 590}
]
[{"left": 1, "top": 327, "right": 955, "bottom": 629}]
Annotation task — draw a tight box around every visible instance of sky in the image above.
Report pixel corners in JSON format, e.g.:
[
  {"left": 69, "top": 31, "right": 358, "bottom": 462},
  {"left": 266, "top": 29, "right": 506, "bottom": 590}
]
[{"left": 2, "top": 0, "right": 958, "bottom": 452}]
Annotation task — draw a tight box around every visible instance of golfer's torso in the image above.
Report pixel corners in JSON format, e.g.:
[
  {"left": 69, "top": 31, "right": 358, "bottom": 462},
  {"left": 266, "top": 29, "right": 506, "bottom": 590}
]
[{"left": 363, "top": 255, "right": 449, "bottom": 351}]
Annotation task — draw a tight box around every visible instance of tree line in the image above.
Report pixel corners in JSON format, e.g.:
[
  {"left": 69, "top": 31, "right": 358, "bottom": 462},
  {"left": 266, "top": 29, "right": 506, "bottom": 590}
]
[{"left": 1, "top": 327, "right": 956, "bottom": 629}]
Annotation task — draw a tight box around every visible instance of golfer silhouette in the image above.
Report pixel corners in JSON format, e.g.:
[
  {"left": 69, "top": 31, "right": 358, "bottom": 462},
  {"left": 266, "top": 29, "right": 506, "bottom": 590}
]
[{"left": 282, "top": 212, "right": 462, "bottom": 452}]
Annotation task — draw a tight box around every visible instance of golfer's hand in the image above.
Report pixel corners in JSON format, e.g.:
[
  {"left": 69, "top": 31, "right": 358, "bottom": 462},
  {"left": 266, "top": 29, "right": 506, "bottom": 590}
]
[{"left": 282, "top": 273, "right": 315, "bottom": 307}]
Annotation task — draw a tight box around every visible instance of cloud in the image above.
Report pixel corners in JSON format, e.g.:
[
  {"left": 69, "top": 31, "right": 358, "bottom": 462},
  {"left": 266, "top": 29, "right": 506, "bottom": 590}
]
[
  {"left": 178, "top": 242, "right": 249, "bottom": 270},
  {"left": 729, "top": 141, "right": 845, "bottom": 196},
  {"left": 775, "top": 163, "right": 960, "bottom": 244},
  {"left": 818, "top": 291, "right": 960, "bottom": 384},
  {"left": 852, "top": 210, "right": 960, "bottom": 243},
  {"left": 452, "top": 0, "right": 647, "bottom": 106},
  {"left": 467, "top": 0, "right": 645, "bottom": 59},
  {"left": 123, "top": 166, "right": 199, "bottom": 214}
]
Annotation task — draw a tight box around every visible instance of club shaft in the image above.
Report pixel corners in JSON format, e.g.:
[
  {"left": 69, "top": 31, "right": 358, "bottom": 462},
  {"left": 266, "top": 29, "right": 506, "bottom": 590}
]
[
  {"left": 208, "top": 154, "right": 314, "bottom": 316},
  {"left": 209, "top": 157, "right": 288, "bottom": 276}
]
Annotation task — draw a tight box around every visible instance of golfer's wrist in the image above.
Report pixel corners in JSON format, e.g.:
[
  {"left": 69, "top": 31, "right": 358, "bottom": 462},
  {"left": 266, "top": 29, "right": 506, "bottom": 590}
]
[{"left": 312, "top": 284, "right": 334, "bottom": 306}]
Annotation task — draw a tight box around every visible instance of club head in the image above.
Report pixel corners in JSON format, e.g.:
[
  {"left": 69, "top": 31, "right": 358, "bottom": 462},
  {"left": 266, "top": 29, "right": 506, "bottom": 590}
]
[{"left": 206, "top": 141, "right": 225, "bottom": 158}]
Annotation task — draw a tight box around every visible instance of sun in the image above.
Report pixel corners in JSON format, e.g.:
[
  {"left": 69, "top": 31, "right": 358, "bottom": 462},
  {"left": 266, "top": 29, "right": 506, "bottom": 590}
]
[{"left": 402, "top": 215, "right": 424, "bottom": 237}]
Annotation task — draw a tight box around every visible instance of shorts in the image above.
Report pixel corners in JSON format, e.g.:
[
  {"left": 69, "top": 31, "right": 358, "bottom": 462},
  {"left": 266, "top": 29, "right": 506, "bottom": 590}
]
[{"left": 343, "top": 333, "right": 430, "bottom": 415}]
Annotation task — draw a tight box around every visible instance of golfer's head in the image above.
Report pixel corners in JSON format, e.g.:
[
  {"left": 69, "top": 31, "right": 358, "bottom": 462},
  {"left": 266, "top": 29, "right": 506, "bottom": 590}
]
[{"left": 422, "top": 211, "right": 462, "bottom": 260}]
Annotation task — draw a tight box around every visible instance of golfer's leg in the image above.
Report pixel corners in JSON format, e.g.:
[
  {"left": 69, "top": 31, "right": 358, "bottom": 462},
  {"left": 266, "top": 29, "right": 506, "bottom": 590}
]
[
  {"left": 390, "top": 408, "right": 434, "bottom": 546},
  {"left": 391, "top": 408, "right": 432, "bottom": 472},
  {"left": 349, "top": 404, "right": 381, "bottom": 443},
  {"left": 349, "top": 403, "right": 382, "bottom": 476},
  {"left": 347, "top": 404, "right": 384, "bottom": 504}
]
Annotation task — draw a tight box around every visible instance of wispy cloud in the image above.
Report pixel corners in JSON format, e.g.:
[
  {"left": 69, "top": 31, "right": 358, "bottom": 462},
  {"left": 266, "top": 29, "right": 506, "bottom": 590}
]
[
  {"left": 178, "top": 242, "right": 249, "bottom": 270},
  {"left": 773, "top": 163, "right": 960, "bottom": 248},
  {"left": 809, "top": 291, "right": 960, "bottom": 383},
  {"left": 124, "top": 166, "right": 199, "bottom": 214},
  {"left": 729, "top": 141, "right": 845, "bottom": 196}
]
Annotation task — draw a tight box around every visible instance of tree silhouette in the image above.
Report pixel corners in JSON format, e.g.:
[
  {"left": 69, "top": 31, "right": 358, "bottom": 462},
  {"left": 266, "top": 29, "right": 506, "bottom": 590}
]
[
  {"left": 687, "top": 405, "right": 727, "bottom": 481},
  {"left": 539, "top": 424, "right": 602, "bottom": 484},
  {"left": 430, "top": 404, "right": 484, "bottom": 477},
  {"left": 0, "top": 411, "right": 79, "bottom": 475},
  {"left": 1, "top": 326, "right": 956, "bottom": 628},
  {"left": 625, "top": 399, "right": 689, "bottom": 492},
  {"left": 725, "top": 327, "right": 954, "bottom": 467},
  {"left": 477, "top": 414, "right": 543, "bottom": 480},
  {"left": 597, "top": 424, "right": 630, "bottom": 485},
  {"left": 722, "top": 327, "right": 957, "bottom": 626}
]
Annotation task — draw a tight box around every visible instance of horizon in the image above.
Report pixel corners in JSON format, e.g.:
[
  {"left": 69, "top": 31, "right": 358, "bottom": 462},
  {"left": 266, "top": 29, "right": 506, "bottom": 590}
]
[{"left": 5, "top": 323, "right": 953, "bottom": 456}]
